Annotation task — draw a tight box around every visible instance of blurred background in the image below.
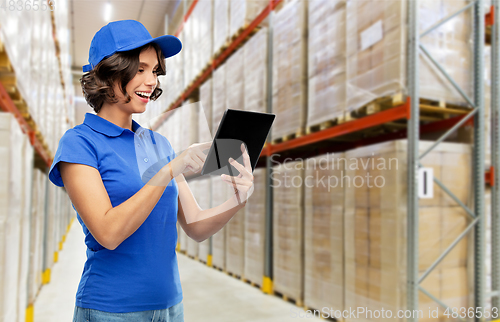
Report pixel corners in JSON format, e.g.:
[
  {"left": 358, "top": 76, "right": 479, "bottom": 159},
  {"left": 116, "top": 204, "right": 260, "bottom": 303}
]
[{"left": 0, "top": 0, "right": 499, "bottom": 321}]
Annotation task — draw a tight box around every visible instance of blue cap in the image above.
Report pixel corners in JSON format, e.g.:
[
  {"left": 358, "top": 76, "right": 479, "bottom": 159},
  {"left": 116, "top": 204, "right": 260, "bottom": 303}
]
[{"left": 83, "top": 20, "right": 182, "bottom": 73}]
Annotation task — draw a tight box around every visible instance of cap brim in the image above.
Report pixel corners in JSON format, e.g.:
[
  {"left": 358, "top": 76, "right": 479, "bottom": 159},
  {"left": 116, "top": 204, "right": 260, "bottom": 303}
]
[{"left": 118, "top": 35, "right": 182, "bottom": 59}]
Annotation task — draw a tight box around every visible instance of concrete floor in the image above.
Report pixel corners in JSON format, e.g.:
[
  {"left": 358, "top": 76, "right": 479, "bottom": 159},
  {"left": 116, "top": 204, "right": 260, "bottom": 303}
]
[{"left": 34, "top": 218, "right": 321, "bottom": 322}]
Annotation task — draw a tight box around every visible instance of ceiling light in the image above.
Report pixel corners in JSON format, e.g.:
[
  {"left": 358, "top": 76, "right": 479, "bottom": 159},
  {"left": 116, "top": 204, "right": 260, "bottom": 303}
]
[{"left": 103, "top": 2, "right": 112, "bottom": 22}]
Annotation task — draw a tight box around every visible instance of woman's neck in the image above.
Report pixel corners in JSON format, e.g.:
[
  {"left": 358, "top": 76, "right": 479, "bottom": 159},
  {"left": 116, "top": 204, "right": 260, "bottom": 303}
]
[{"left": 97, "top": 105, "right": 133, "bottom": 131}]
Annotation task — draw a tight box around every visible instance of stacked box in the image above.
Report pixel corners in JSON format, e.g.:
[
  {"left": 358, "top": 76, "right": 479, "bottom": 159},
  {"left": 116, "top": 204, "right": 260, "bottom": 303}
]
[
  {"left": 345, "top": 0, "right": 473, "bottom": 113},
  {"left": 197, "top": 178, "right": 212, "bottom": 263},
  {"left": 211, "top": 175, "right": 230, "bottom": 269},
  {"left": 160, "top": 106, "right": 183, "bottom": 155},
  {"left": 183, "top": 14, "right": 195, "bottom": 86},
  {"left": 178, "top": 222, "right": 188, "bottom": 253},
  {"left": 212, "top": 64, "right": 226, "bottom": 133},
  {"left": 0, "top": 7, "right": 75, "bottom": 156},
  {"left": 181, "top": 99, "right": 199, "bottom": 151},
  {"left": 225, "top": 205, "right": 245, "bottom": 277},
  {"left": 344, "top": 140, "right": 472, "bottom": 322},
  {"left": 213, "top": 0, "right": 230, "bottom": 55},
  {"left": 17, "top": 131, "right": 34, "bottom": 322},
  {"left": 163, "top": 33, "right": 184, "bottom": 108},
  {"left": 225, "top": 47, "right": 245, "bottom": 113},
  {"left": 272, "top": 0, "right": 308, "bottom": 140},
  {"left": 199, "top": 79, "right": 213, "bottom": 142},
  {"left": 186, "top": 180, "right": 201, "bottom": 258},
  {"left": 272, "top": 160, "right": 304, "bottom": 303},
  {"left": 243, "top": 168, "right": 267, "bottom": 286},
  {"left": 244, "top": 27, "right": 268, "bottom": 114},
  {"left": 307, "top": 0, "right": 346, "bottom": 127},
  {"left": 0, "top": 113, "right": 24, "bottom": 321},
  {"left": 188, "top": 0, "right": 213, "bottom": 84},
  {"left": 304, "top": 153, "right": 345, "bottom": 313},
  {"left": 229, "top": 0, "right": 268, "bottom": 38},
  {"left": 28, "top": 169, "right": 47, "bottom": 307}
]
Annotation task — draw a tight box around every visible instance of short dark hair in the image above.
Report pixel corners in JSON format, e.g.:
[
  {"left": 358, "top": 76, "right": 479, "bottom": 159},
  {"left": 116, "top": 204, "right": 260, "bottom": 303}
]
[{"left": 80, "top": 42, "right": 166, "bottom": 113}]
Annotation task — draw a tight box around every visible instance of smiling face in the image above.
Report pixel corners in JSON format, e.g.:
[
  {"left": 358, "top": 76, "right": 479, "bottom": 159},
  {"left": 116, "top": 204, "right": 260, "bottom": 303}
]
[{"left": 112, "top": 46, "right": 160, "bottom": 114}]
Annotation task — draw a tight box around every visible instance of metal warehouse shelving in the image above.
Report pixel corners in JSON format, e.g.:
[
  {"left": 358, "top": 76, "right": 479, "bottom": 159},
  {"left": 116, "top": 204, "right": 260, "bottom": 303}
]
[
  {"left": 160, "top": 0, "right": 499, "bottom": 319},
  {"left": 489, "top": 0, "right": 500, "bottom": 314}
]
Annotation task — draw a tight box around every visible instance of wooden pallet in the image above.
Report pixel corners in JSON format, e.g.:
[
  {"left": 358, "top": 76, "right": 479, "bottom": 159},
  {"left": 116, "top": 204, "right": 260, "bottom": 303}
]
[
  {"left": 350, "top": 92, "right": 405, "bottom": 119},
  {"left": 346, "top": 93, "right": 471, "bottom": 123},
  {"left": 230, "top": 24, "right": 249, "bottom": 41},
  {"left": 227, "top": 271, "right": 242, "bottom": 280},
  {"left": 242, "top": 278, "right": 261, "bottom": 290},
  {"left": 274, "top": 290, "right": 303, "bottom": 307},
  {"left": 306, "top": 118, "right": 339, "bottom": 135},
  {"left": 272, "top": 129, "right": 305, "bottom": 144},
  {"left": 212, "top": 265, "right": 226, "bottom": 273},
  {"left": 214, "top": 40, "right": 231, "bottom": 58}
]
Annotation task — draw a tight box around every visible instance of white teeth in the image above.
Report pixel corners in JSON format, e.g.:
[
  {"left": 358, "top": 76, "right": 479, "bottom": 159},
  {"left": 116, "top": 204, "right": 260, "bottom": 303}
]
[{"left": 135, "top": 91, "right": 151, "bottom": 97}]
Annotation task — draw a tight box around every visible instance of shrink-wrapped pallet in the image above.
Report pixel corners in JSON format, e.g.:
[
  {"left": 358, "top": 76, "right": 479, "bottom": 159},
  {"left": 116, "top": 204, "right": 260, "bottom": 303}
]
[
  {"left": 345, "top": 0, "right": 473, "bottom": 113},
  {"left": 199, "top": 78, "right": 213, "bottom": 142},
  {"left": 45, "top": 183, "right": 58, "bottom": 269},
  {"left": 344, "top": 140, "right": 472, "bottom": 322},
  {"left": 197, "top": 178, "right": 212, "bottom": 263},
  {"left": 178, "top": 222, "right": 188, "bottom": 252},
  {"left": 0, "top": 112, "right": 24, "bottom": 321},
  {"left": 28, "top": 169, "right": 47, "bottom": 306},
  {"left": 181, "top": 99, "right": 199, "bottom": 151},
  {"left": 244, "top": 27, "right": 268, "bottom": 114},
  {"left": 307, "top": 0, "right": 346, "bottom": 127},
  {"left": 183, "top": 17, "right": 195, "bottom": 87},
  {"left": 164, "top": 33, "right": 184, "bottom": 105},
  {"left": 226, "top": 48, "right": 244, "bottom": 113},
  {"left": 304, "top": 153, "right": 344, "bottom": 313},
  {"left": 229, "top": 0, "right": 268, "bottom": 38},
  {"left": 186, "top": 180, "right": 201, "bottom": 258},
  {"left": 211, "top": 175, "right": 230, "bottom": 269},
  {"left": 212, "top": 64, "right": 226, "bottom": 133},
  {"left": 243, "top": 168, "right": 267, "bottom": 286},
  {"left": 224, "top": 140, "right": 247, "bottom": 275},
  {"left": 17, "top": 132, "right": 34, "bottom": 322},
  {"left": 272, "top": 0, "right": 308, "bottom": 140},
  {"left": 186, "top": 0, "right": 213, "bottom": 83},
  {"left": 225, "top": 205, "right": 245, "bottom": 277},
  {"left": 213, "top": 0, "right": 230, "bottom": 55},
  {"left": 272, "top": 160, "right": 304, "bottom": 304}
]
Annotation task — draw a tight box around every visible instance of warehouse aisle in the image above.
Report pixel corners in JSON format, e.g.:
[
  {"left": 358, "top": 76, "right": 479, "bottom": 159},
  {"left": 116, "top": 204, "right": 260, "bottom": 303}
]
[
  {"left": 34, "top": 218, "right": 321, "bottom": 322},
  {"left": 34, "top": 217, "right": 86, "bottom": 321}
]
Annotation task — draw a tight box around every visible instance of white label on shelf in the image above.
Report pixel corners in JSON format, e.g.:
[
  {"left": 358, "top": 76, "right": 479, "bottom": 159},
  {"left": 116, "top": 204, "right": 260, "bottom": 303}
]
[
  {"left": 418, "top": 167, "right": 434, "bottom": 199},
  {"left": 360, "top": 20, "right": 383, "bottom": 51}
]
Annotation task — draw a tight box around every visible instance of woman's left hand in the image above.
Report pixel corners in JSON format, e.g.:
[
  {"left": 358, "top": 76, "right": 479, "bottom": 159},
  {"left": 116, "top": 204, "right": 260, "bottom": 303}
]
[{"left": 221, "top": 143, "right": 254, "bottom": 204}]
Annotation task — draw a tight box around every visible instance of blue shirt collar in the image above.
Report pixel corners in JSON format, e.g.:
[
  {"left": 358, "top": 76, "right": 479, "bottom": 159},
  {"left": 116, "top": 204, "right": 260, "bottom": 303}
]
[{"left": 83, "top": 113, "right": 143, "bottom": 137}]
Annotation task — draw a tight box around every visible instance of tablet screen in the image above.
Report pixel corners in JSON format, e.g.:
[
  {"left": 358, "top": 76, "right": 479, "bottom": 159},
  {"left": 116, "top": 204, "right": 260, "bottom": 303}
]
[{"left": 201, "top": 109, "right": 275, "bottom": 176}]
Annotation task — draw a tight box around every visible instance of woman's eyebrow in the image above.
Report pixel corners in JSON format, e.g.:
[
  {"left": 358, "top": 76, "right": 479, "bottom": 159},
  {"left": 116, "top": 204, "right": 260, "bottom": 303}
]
[{"left": 139, "top": 62, "right": 159, "bottom": 68}]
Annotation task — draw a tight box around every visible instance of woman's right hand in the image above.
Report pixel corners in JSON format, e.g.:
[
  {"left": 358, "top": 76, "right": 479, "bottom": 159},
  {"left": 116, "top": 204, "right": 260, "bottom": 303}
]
[{"left": 170, "top": 141, "right": 212, "bottom": 177}]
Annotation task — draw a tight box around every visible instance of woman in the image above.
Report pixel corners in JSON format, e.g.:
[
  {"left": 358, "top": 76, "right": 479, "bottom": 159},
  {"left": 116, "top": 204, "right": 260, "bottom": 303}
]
[{"left": 48, "top": 20, "right": 254, "bottom": 322}]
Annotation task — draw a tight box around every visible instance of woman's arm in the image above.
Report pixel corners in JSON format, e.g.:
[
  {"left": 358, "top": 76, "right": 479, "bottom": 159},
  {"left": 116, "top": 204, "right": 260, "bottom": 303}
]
[
  {"left": 176, "top": 175, "right": 246, "bottom": 242},
  {"left": 60, "top": 141, "right": 212, "bottom": 250},
  {"left": 177, "top": 144, "right": 254, "bottom": 242},
  {"left": 60, "top": 161, "right": 173, "bottom": 250}
]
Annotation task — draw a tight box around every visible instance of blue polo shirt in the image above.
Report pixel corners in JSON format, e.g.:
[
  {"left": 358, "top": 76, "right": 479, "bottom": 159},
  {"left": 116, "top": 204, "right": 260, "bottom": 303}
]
[{"left": 48, "top": 112, "right": 182, "bottom": 313}]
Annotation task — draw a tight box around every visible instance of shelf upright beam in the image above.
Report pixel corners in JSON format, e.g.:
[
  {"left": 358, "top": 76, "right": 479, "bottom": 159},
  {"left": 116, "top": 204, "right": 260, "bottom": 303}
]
[
  {"left": 491, "top": 0, "right": 500, "bottom": 312},
  {"left": 406, "top": 0, "right": 420, "bottom": 319},
  {"left": 474, "top": 1, "right": 486, "bottom": 320},
  {"left": 263, "top": 0, "right": 274, "bottom": 295}
]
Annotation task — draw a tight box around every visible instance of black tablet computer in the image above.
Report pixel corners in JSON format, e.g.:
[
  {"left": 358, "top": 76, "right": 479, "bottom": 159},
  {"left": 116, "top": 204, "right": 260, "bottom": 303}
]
[{"left": 201, "top": 109, "right": 275, "bottom": 176}]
